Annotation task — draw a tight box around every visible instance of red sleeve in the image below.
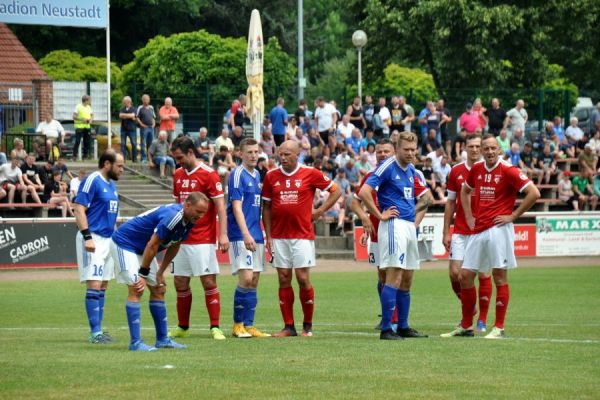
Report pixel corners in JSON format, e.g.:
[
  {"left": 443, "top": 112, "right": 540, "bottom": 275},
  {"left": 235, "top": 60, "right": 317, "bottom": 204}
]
[
  {"left": 506, "top": 164, "right": 531, "bottom": 192},
  {"left": 312, "top": 168, "right": 333, "bottom": 191},
  {"left": 172, "top": 170, "right": 180, "bottom": 198},
  {"left": 465, "top": 164, "right": 476, "bottom": 189},
  {"left": 261, "top": 173, "right": 273, "bottom": 201},
  {"left": 447, "top": 167, "right": 457, "bottom": 193},
  {"left": 354, "top": 174, "right": 368, "bottom": 199},
  {"left": 207, "top": 171, "right": 224, "bottom": 198},
  {"left": 414, "top": 174, "right": 428, "bottom": 198}
]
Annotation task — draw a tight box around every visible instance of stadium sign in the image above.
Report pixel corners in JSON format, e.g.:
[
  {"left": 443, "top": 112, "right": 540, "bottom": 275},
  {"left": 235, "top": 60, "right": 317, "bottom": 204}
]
[
  {"left": 0, "top": 220, "right": 78, "bottom": 268},
  {"left": 0, "top": 0, "right": 107, "bottom": 28},
  {"left": 536, "top": 216, "right": 600, "bottom": 256}
]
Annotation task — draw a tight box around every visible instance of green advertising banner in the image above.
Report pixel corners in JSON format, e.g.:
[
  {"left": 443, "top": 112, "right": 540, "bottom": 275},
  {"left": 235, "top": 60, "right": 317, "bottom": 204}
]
[{"left": 536, "top": 216, "right": 600, "bottom": 256}]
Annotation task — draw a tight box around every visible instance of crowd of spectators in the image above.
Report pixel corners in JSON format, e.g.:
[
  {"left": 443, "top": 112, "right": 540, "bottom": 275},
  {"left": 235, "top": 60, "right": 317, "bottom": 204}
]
[{"left": 2, "top": 94, "right": 599, "bottom": 219}]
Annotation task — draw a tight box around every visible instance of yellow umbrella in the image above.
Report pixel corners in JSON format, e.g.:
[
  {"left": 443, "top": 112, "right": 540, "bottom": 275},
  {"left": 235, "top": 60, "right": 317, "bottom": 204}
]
[{"left": 246, "top": 9, "right": 264, "bottom": 142}]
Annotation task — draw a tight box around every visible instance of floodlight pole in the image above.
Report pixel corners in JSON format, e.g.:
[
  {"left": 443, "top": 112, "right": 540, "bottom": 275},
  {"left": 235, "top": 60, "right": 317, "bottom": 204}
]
[
  {"left": 105, "top": 0, "right": 111, "bottom": 153},
  {"left": 297, "top": 0, "right": 304, "bottom": 101}
]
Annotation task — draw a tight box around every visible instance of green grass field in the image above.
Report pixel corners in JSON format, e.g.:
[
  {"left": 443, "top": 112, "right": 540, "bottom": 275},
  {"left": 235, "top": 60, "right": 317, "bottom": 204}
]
[{"left": 1, "top": 266, "right": 599, "bottom": 399}]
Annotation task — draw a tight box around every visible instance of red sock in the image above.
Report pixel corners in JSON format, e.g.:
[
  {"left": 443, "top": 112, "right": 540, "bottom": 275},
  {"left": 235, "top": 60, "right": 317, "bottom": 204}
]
[
  {"left": 477, "top": 276, "right": 493, "bottom": 324},
  {"left": 460, "top": 286, "right": 477, "bottom": 329},
  {"left": 278, "top": 287, "right": 295, "bottom": 325},
  {"left": 299, "top": 287, "right": 315, "bottom": 325},
  {"left": 176, "top": 289, "right": 192, "bottom": 329},
  {"left": 391, "top": 307, "right": 398, "bottom": 324},
  {"left": 451, "top": 279, "right": 462, "bottom": 299},
  {"left": 494, "top": 284, "right": 510, "bottom": 329},
  {"left": 204, "top": 286, "right": 220, "bottom": 327}
]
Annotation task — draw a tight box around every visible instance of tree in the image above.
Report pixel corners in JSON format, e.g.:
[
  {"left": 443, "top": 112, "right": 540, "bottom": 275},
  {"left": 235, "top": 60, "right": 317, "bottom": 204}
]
[
  {"left": 366, "top": 64, "right": 437, "bottom": 106},
  {"left": 119, "top": 29, "right": 295, "bottom": 102},
  {"left": 357, "top": 0, "right": 548, "bottom": 95},
  {"left": 38, "top": 50, "right": 121, "bottom": 82},
  {"left": 305, "top": 50, "right": 355, "bottom": 105}
]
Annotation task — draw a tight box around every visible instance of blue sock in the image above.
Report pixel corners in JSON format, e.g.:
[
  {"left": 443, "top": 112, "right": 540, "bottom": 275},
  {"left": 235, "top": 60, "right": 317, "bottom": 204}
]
[
  {"left": 380, "top": 285, "right": 397, "bottom": 332},
  {"left": 126, "top": 301, "right": 141, "bottom": 345},
  {"left": 377, "top": 281, "right": 383, "bottom": 296},
  {"left": 397, "top": 290, "right": 411, "bottom": 329},
  {"left": 98, "top": 289, "right": 106, "bottom": 327},
  {"left": 149, "top": 300, "right": 168, "bottom": 341},
  {"left": 243, "top": 289, "right": 258, "bottom": 327},
  {"left": 233, "top": 286, "right": 247, "bottom": 323},
  {"left": 85, "top": 289, "right": 102, "bottom": 336}
]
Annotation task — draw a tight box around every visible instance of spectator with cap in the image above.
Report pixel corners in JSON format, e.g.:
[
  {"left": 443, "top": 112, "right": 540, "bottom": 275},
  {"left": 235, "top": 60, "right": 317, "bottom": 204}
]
[{"left": 558, "top": 171, "right": 579, "bottom": 211}]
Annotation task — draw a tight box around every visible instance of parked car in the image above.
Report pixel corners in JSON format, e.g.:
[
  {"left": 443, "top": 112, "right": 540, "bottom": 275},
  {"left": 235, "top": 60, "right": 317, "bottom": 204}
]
[
  {"left": 572, "top": 106, "right": 595, "bottom": 135},
  {"left": 59, "top": 120, "right": 141, "bottom": 159}
]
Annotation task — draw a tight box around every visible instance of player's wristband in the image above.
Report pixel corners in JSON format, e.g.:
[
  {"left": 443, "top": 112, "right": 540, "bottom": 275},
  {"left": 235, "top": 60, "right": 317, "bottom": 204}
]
[
  {"left": 80, "top": 229, "right": 93, "bottom": 241},
  {"left": 138, "top": 267, "right": 150, "bottom": 278}
]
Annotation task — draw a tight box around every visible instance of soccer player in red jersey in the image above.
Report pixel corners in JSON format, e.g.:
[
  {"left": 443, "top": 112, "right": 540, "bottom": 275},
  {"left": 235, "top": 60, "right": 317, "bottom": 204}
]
[
  {"left": 442, "top": 135, "right": 493, "bottom": 332},
  {"left": 169, "top": 136, "right": 230, "bottom": 340},
  {"left": 350, "top": 139, "right": 397, "bottom": 329},
  {"left": 442, "top": 134, "right": 540, "bottom": 339},
  {"left": 262, "top": 140, "right": 341, "bottom": 337}
]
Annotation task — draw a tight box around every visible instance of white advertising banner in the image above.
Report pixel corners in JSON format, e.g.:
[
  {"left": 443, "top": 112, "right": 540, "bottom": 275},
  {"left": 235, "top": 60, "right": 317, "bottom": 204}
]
[
  {"left": 536, "top": 216, "right": 600, "bottom": 256},
  {"left": 419, "top": 215, "right": 445, "bottom": 256}
]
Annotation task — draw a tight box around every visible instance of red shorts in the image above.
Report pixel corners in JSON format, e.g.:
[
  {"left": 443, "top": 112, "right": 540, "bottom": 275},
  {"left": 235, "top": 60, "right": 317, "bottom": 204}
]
[{"left": 1, "top": 182, "right": 21, "bottom": 190}]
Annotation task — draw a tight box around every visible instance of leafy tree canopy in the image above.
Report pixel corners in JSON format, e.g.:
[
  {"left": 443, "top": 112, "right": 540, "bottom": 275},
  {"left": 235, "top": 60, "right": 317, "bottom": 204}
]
[
  {"left": 119, "top": 29, "right": 295, "bottom": 101},
  {"left": 38, "top": 50, "right": 121, "bottom": 82}
]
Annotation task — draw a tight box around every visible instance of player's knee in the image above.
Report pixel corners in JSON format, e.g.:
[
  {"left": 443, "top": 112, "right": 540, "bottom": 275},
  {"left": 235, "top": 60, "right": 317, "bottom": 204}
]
[
  {"left": 492, "top": 269, "right": 508, "bottom": 286},
  {"left": 86, "top": 280, "right": 103, "bottom": 290},
  {"left": 459, "top": 269, "right": 476, "bottom": 287},
  {"left": 277, "top": 269, "right": 293, "bottom": 287},
  {"left": 200, "top": 274, "right": 217, "bottom": 289},
  {"left": 173, "top": 276, "right": 191, "bottom": 291}
]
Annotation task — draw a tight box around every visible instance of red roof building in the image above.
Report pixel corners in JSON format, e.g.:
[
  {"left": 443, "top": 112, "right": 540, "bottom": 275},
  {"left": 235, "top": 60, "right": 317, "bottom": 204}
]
[{"left": 0, "top": 23, "right": 53, "bottom": 142}]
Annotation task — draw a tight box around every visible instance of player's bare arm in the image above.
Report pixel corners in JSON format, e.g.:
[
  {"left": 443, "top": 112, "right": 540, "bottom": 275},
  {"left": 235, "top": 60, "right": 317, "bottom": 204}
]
[
  {"left": 358, "top": 183, "right": 399, "bottom": 221},
  {"left": 494, "top": 184, "right": 540, "bottom": 226},
  {"left": 262, "top": 200, "right": 273, "bottom": 254},
  {"left": 461, "top": 183, "right": 475, "bottom": 230},
  {"left": 312, "top": 183, "right": 342, "bottom": 221},
  {"left": 350, "top": 196, "right": 373, "bottom": 238},
  {"left": 414, "top": 190, "right": 433, "bottom": 215},
  {"left": 442, "top": 197, "right": 457, "bottom": 252},
  {"left": 73, "top": 203, "right": 95, "bottom": 253},
  {"left": 213, "top": 196, "right": 230, "bottom": 252},
  {"left": 232, "top": 199, "right": 256, "bottom": 252},
  {"left": 136, "top": 233, "right": 163, "bottom": 294}
]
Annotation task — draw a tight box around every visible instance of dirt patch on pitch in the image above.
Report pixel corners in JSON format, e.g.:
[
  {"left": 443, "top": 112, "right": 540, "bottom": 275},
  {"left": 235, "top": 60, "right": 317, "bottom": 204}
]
[{"left": 1, "top": 256, "right": 598, "bottom": 281}]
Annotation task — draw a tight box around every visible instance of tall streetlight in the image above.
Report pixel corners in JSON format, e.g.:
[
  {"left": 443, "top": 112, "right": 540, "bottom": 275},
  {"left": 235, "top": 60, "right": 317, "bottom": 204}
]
[
  {"left": 297, "top": 0, "right": 305, "bottom": 100},
  {"left": 352, "top": 30, "right": 367, "bottom": 101}
]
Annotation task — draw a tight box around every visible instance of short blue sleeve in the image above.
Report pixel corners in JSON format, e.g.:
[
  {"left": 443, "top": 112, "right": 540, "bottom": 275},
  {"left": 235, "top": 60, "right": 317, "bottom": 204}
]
[
  {"left": 74, "top": 176, "right": 93, "bottom": 207},
  {"left": 228, "top": 169, "right": 244, "bottom": 202}
]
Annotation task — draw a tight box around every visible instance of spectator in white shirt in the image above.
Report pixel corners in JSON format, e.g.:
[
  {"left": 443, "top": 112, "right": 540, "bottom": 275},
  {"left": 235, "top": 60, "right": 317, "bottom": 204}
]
[
  {"left": 70, "top": 168, "right": 86, "bottom": 200},
  {"left": 35, "top": 111, "right": 65, "bottom": 160},
  {"left": 378, "top": 97, "right": 391, "bottom": 136},
  {"left": 565, "top": 117, "right": 585, "bottom": 144}
]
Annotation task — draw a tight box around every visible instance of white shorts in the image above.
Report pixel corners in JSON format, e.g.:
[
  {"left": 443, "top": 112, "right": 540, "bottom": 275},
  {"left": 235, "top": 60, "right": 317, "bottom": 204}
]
[
  {"left": 109, "top": 240, "right": 159, "bottom": 286},
  {"left": 449, "top": 234, "right": 469, "bottom": 261},
  {"left": 377, "top": 219, "right": 420, "bottom": 270},
  {"left": 229, "top": 241, "right": 265, "bottom": 274},
  {"left": 172, "top": 244, "right": 219, "bottom": 276},
  {"left": 77, "top": 232, "right": 114, "bottom": 283},
  {"left": 272, "top": 239, "right": 315, "bottom": 269},
  {"left": 368, "top": 241, "right": 380, "bottom": 267},
  {"left": 462, "top": 224, "right": 517, "bottom": 273}
]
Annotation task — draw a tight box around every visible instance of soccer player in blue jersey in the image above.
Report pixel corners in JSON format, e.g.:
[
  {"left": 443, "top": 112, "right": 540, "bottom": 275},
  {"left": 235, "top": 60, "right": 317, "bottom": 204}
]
[
  {"left": 74, "top": 150, "right": 124, "bottom": 344},
  {"left": 110, "top": 192, "right": 209, "bottom": 351},
  {"left": 359, "top": 131, "right": 433, "bottom": 340},
  {"left": 227, "top": 138, "right": 271, "bottom": 338}
]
